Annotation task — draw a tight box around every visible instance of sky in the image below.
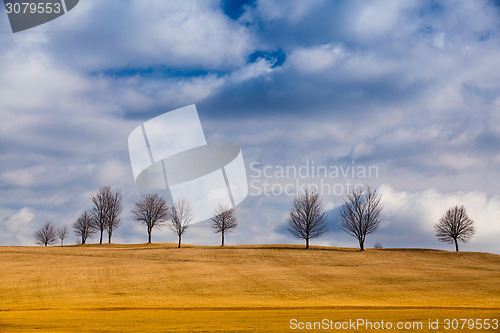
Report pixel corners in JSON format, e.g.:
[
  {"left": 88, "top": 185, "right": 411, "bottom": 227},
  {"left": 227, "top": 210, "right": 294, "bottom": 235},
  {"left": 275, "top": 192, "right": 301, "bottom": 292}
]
[{"left": 0, "top": 0, "right": 499, "bottom": 253}]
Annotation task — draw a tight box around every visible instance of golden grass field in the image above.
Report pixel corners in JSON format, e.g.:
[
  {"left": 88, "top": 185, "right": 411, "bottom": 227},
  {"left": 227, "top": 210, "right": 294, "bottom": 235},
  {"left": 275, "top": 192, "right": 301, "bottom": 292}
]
[{"left": 0, "top": 244, "right": 498, "bottom": 332}]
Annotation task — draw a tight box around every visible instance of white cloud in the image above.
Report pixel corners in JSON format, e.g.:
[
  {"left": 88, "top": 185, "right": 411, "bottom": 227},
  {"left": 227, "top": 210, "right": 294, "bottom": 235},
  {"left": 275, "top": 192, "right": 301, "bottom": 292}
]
[
  {"left": 1, "top": 165, "right": 72, "bottom": 187},
  {"left": 350, "top": 0, "right": 418, "bottom": 41},
  {"left": 1, "top": 207, "right": 36, "bottom": 246},
  {"left": 4, "top": 207, "right": 35, "bottom": 231},
  {"left": 153, "top": 75, "right": 226, "bottom": 107},
  {"left": 0, "top": 51, "right": 93, "bottom": 112},
  {"left": 45, "top": 0, "right": 253, "bottom": 71},
  {"left": 256, "top": 0, "right": 325, "bottom": 22},
  {"left": 228, "top": 58, "right": 276, "bottom": 82},
  {"left": 429, "top": 153, "right": 483, "bottom": 171},
  {"left": 433, "top": 33, "right": 446, "bottom": 49},
  {"left": 290, "top": 44, "right": 344, "bottom": 73},
  {"left": 97, "top": 160, "right": 135, "bottom": 188}
]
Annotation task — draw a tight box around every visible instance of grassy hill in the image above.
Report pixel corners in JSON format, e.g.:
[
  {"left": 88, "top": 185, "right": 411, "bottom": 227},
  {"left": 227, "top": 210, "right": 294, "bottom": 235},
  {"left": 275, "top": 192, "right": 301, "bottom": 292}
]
[{"left": 0, "top": 244, "right": 498, "bottom": 332}]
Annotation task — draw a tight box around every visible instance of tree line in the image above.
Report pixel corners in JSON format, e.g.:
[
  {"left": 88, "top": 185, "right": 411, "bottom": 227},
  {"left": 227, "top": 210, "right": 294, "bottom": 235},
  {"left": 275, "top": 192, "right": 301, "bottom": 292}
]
[
  {"left": 286, "top": 186, "right": 475, "bottom": 251},
  {"left": 34, "top": 186, "right": 238, "bottom": 248},
  {"left": 34, "top": 185, "right": 475, "bottom": 252}
]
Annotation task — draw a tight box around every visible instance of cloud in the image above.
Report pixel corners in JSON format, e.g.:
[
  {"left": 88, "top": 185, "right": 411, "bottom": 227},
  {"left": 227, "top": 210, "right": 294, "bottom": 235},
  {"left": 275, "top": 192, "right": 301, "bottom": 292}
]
[
  {"left": 228, "top": 57, "right": 276, "bottom": 82},
  {"left": 255, "top": 0, "right": 326, "bottom": 22},
  {"left": 0, "top": 50, "right": 93, "bottom": 112},
  {"left": 44, "top": 0, "right": 254, "bottom": 71},
  {"left": 289, "top": 44, "right": 344, "bottom": 73},
  {"left": 349, "top": 0, "right": 418, "bottom": 41},
  {"left": 0, "top": 207, "right": 36, "bottom": 246}
]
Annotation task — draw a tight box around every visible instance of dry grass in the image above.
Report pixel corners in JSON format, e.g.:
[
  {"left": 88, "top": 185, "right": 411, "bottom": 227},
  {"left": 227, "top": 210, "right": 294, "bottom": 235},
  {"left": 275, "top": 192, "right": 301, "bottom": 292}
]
[{"left": 0, "top": 244, "right": 498, "bottom": 332}]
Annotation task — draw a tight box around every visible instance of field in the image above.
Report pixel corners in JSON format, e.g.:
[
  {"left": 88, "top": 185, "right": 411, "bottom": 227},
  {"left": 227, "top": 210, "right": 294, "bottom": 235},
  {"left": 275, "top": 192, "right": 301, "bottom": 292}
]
[{"left": 0, "top": 244, "right": 498, "bottom": 332}]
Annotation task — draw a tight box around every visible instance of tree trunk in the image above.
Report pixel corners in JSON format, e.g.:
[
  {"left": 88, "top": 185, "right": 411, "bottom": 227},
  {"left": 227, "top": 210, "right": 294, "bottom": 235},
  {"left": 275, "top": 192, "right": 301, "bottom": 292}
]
[
  {"left": 99, "top": 230, "right": 103, "bottom": 244},
  {"left": 148, "top": 231, "right": 152, "bottom": 244},
  {"left": 82, "top": 236, "right": 85, "bottom": 245},
  {"left": 454, "top": 238, "right": 459, "bottom": 252},
  {"left": 108, "top": 232, "right": 112, "bottom": 243},
  {"left": 221, "top": 230, "right": 225, "bottom": 246},
  {"left": 359, "top": 240, "right": 365, "bottom": 251},
  {"left": 178, "top": 234, "right": 181, "bottom": 248},
  {"left": 45, "top": 243, "right": 47, "bottom": 247},
  {"left": 305, "top": 238, "right": 309, "bottom": 249}
]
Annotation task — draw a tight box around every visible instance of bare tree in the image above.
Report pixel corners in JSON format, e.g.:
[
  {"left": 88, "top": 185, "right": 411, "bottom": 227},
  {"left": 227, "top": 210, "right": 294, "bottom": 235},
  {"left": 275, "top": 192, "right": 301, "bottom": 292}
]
[
  {"left": 91, "top": 187, "right": 107, "bottom": 244},
  {"left": 105, "top": 188, "right": 122, "bottom": 243},
  {"left": 374, "top": 242, "right": 383, "bottom": 249},
  {"left": 34, "top": 222, "right": 57, "bottom": 246},
  {"left": 132, "top": 193, "right": 169, "bottom": 244},
  {"left": 434, "top": 205, "right": 475, "bottom": 252},
  {"left": 287, "top": 189, "right": 328, "bottom": 249},
  {"left": 168, "top": 199, "right": 192, "bottom": 248},
  {"left": 340, "top": 186, "right": 382, "bottom": 251},
  {"left": 57, "top": 225, "right": 70, "bottom": 246},
  {"left": 91, "top": 186, "right": 122, "bottom": 244},
  {"left": 210, "top": 204, "right": 238, "bottom": 246},
  {"left": 73, "top": 211, "right": 96, "bottom": 245}
]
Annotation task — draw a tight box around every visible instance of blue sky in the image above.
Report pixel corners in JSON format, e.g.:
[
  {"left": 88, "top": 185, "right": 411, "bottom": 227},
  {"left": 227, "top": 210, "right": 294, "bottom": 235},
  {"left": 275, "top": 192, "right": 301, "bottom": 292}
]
[{"left": 0, "top": 0, "right": 499, "bottom": 253}]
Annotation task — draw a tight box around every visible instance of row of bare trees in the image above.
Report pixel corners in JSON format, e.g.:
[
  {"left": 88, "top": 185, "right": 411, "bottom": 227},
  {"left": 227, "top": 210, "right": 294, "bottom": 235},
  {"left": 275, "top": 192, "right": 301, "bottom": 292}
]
[
  {"left": 287, "top": 186, "right": 475, "bottom": 252},
  {"left": 34, "top": 222, "right": 70, "bottom": 246},
  {"left": 35, "top": 187, "right": 239, "bottom": 248},
  {"left": 131, "top": 195, "right": 238, "bottom": 247},
  {"left": 34, "top": 186, "right": 122, "bottom": 246},
  {"left": 131, "top": 195, "right": 193, "bottom": 248},
  {"left": 91, "top": 186, "right": 123, "bottom": 244},
  {"left": 287, "top": 186, "right": 382, "bottom": 251},
  {"left": 34, "top": 184, "right": 475, "bottom": 252},
  {"left": 69, "top": 186, "right": 123, "bottom": 245}
]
